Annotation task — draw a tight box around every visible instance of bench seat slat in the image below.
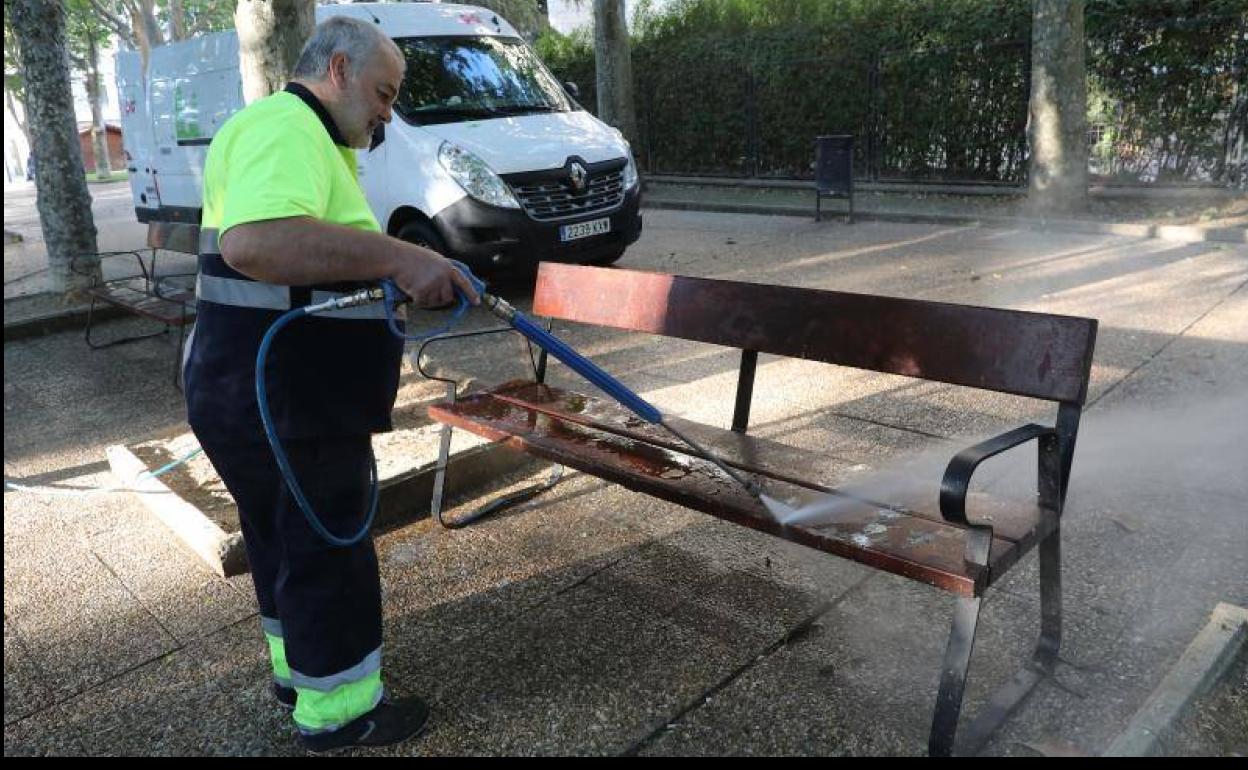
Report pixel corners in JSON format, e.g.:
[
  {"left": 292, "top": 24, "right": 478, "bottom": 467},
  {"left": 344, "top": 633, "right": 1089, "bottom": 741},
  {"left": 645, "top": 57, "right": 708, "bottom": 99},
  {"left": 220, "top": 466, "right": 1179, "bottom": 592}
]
[
  {"left": 86, "top": 284, "right": 195, "bottom": 326},
  {"left": 431, "top": 390, "right": 1043, "bottom": 597},
  {"left": 485, "top": 380, "right": 1049, "bottom": 546},
  {"left": 488, "top": 380, "right": 856, "bottom": 490}
]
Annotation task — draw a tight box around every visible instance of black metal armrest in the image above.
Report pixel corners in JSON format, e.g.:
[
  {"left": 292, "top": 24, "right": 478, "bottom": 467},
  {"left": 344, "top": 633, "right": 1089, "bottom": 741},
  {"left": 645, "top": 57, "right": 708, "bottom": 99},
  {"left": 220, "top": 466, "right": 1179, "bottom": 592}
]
[
  {"left": 939, "top": 423, "right": 1055, "bottom": 528},
  {"left": 70, "top": 250, "right": 147, "bottom": 286},
  {"left": 412, "top": 326, "right": 520, "bottom": 387}
]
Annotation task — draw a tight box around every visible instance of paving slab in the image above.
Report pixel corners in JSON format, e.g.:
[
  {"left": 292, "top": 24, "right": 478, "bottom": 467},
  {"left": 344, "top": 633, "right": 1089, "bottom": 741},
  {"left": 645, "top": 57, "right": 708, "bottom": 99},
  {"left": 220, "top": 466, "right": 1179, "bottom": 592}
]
[
  {"left": 84, "top": 505, "right": 256, "bottom": 645},
  {"left": 3, "top": 621, "right": 50, "bottom": 726}
]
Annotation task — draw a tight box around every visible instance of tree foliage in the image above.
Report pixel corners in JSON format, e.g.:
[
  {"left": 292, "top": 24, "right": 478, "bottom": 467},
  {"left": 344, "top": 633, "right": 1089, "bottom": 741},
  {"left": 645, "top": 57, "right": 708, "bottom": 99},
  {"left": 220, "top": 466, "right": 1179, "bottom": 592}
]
[
  {"left": 86, "top": 0, "right": 234, "bottom": 64},
  {"left": 1087, "top": 0, "right": 1246, "bottom": 182},
  {"left": 471, "top": 0, "right": 550, "bottom": 40},
  {"left": 536, "top": 0, "right": 1245, "bottom": 184}
]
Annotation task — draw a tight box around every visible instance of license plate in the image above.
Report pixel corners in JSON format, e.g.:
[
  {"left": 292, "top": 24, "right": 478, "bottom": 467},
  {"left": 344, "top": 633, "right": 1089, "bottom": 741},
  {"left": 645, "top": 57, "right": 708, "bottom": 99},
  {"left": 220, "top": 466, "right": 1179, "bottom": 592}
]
[{"left": 560, "top": 217, "right": 610, "bottom": 242}]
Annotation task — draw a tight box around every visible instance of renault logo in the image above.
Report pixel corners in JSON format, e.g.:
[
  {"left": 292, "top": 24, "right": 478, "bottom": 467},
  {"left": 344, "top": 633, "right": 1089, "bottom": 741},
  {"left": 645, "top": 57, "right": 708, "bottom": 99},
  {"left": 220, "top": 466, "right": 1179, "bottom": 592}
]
[{"left": 568, "top": 162, "right": 587, "bottom": 192}]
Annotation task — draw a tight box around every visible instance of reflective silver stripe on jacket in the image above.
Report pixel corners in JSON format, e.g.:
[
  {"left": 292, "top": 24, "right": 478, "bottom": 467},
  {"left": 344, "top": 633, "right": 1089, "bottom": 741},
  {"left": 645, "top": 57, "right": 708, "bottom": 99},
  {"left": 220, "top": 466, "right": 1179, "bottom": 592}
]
[
  {"left": 199, "top": 227, "right": 221, "bottom": 255},
  {"left": 196, "top": 273, "right": 291, "bottom": 310},
  {"left": 195, "top": 274, "right": 391, "bottom": 320}
]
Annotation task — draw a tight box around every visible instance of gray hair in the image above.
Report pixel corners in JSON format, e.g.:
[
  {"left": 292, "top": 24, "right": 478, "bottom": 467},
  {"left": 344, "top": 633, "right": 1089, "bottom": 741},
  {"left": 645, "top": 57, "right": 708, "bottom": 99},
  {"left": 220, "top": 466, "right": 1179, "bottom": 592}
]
[{"left": 292, "top": 16, "right": 402, "bottom": 80}]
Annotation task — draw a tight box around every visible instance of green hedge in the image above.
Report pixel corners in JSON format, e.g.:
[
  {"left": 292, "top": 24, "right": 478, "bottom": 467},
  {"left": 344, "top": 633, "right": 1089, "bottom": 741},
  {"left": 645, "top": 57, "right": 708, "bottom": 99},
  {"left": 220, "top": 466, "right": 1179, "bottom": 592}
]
[{"left": 536, "top": 0, "right": 1246, "bottom": 184}]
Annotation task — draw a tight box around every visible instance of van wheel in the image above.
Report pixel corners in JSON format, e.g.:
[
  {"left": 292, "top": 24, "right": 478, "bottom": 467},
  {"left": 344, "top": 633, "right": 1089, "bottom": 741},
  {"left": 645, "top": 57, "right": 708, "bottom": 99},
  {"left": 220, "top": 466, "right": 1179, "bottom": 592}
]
[{"left": 396, "top": 220, "right": 448, "bottom": 255}]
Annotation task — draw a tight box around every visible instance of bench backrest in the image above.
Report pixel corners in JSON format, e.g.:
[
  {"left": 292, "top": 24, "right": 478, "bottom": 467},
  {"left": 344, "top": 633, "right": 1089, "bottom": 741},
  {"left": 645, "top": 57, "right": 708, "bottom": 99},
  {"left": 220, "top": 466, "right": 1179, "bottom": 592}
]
[
  {"left": 532, "top": 264, "right": 1098, "bottom": 404},
  {"left": 146, "top": 222, "right": 200, "bottom": 255}
]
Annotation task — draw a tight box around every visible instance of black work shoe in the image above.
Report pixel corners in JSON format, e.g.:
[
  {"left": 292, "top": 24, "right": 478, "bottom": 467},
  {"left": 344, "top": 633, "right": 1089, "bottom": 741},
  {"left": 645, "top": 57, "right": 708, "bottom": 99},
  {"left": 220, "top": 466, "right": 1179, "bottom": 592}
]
[
  {"left": 273, "top": 682, "right": 297, "bottom": 710},
  {"left": 298, "top": 695, "right": 431, "bottom": 753}
]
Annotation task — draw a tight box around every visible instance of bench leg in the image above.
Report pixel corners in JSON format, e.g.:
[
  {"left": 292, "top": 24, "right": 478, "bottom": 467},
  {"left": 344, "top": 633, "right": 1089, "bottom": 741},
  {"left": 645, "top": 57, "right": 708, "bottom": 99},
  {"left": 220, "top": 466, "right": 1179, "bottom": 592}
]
[
  {"left": 929, "top": 595, "right": 983, "bottom": 757},
  {"left": 929, "top": 523, "right": 1063, "bottom": 756},
  {"left": 956, "top": 525, "right": 1062, "bottom": 755},
  {"left": 172, "top": 317, "right": 188, "bottom": 392},
  {"left": 84, "top": 295, "right": 99, "bottom": 347},
  {"left": 430, "top": 384, "right": 457, "bottom": 526},
  {"left": 430, "top": 416, "right": 566, "bottom": 529},
  {"left": 84, "top": 300, "right": 168, "bottom": 350}
]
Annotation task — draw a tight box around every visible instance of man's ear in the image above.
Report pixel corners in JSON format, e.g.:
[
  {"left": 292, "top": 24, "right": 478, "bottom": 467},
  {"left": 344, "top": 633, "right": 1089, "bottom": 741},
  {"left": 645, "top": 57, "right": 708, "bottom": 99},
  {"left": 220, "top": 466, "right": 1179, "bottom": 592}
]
[{"left": 328, "top": 52, "right": 351, "bottom": 89}]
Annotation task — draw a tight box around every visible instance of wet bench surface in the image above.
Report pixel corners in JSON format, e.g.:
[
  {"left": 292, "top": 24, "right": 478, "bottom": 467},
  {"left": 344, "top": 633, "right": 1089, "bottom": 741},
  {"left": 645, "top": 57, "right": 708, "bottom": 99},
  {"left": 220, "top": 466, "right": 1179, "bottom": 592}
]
[{"left": 432, "top": 381, "right": 1053, "bottom": 598}]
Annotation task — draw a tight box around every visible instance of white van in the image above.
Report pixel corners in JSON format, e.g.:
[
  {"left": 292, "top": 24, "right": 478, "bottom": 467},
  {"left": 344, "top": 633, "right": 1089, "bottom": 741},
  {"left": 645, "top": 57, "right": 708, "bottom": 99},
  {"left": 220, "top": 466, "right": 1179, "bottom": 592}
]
[{"left": 116, "top": 2, "right": 642, "bottom": 272}]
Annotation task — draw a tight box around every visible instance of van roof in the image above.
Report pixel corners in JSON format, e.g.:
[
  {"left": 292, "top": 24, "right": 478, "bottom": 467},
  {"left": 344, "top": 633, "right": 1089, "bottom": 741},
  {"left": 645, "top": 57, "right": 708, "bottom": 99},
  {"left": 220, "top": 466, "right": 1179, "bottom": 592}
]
[{"left": 318, "top": 2, "right": 521, "bottom": 40}]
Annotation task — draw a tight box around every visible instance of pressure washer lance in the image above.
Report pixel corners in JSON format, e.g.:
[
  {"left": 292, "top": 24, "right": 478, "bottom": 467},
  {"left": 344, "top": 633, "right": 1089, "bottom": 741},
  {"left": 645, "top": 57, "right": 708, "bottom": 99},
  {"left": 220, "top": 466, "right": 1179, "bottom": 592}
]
[
  {"left": 260, "top": 269, "right": 795, "bottom": 550},
  {"left": 473, "top": 287, "right": 796, "bottom": 520}
]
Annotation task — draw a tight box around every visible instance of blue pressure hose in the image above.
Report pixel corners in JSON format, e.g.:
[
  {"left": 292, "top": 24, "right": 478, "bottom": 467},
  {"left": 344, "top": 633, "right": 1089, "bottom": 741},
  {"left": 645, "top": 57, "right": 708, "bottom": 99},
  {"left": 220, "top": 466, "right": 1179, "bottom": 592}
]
[
  {"left": 258, "top": 260, "right": 746, "bottom": 547},
  {"left": 255, "top": 306, "right": 382, "bottom": 547},
  {"left": 256, "top": 263, "right": 488, "bottom": 547}
]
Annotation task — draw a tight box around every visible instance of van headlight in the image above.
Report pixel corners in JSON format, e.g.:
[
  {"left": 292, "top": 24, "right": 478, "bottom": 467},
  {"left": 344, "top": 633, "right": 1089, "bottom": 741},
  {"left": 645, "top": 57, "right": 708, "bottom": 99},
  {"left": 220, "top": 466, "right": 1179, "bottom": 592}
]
[
  {"left": 622, "top": 148, "right": 639, "bottom": 190},
  {"left": 438, "top": 142, "right": 520, "bottom": 209}
]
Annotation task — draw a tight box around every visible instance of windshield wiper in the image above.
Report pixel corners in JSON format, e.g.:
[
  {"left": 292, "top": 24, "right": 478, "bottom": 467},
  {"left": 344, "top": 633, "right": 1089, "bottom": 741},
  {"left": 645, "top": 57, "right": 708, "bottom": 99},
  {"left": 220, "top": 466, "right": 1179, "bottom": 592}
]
[
  {"left": 404, "top": 105, "right": 497, "bottom": 120},
  {"left": 493, "top": 104, "right": 562, "bottom": 116}
]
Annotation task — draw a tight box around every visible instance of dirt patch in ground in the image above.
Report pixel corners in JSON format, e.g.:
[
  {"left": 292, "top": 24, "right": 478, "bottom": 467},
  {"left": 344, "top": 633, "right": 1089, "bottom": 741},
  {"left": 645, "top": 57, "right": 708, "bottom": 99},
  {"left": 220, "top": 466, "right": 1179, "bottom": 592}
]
[
  {"left": 127, "top": 380, "right": 472, "bottom": 535},
  {"left": 1160, "top": 648, "right": 1247, "bottom": 756}
]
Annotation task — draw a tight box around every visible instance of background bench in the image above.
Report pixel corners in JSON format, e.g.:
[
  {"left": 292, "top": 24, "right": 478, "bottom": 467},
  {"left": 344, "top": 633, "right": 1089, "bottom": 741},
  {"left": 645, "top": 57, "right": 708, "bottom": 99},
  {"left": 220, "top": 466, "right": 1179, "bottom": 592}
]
[
  {"left": 426, "top": 263, "right": 1097, "bottom": 756},
  {"left": 80, "top": 222, "right": 198, "bottom": 388}
]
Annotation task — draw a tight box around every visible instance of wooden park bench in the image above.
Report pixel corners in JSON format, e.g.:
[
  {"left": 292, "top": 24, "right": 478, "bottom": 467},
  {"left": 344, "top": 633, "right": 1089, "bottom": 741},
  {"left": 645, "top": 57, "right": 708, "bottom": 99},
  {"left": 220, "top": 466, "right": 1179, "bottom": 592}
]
[
  {"left": 423, "top": 263, "right": 1098, "bottom": 756},
  {"left": 81, "top": 222, "right": 198, "bottom": 387}
]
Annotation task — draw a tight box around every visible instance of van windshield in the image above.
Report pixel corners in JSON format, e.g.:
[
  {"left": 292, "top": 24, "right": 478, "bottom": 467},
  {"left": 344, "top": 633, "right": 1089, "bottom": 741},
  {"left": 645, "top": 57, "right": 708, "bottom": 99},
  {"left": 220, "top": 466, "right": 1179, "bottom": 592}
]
[{"left": 393, "top": 36, "right": 577, "bottom": 125}]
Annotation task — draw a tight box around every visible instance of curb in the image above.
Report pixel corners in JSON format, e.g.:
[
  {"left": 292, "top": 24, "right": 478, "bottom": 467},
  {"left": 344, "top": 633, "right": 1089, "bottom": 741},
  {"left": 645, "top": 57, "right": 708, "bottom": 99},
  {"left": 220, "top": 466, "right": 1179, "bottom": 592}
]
[
  {"left": 1103, "top": 602, "right": 1248, "bottom": 756},
  {"left": 643, "top": 198, "right": 1248, "bottom": 245},
  {"left": 106, "top": 439, "right": 540, "bottom": 578},
  {"left": 4, "top": 302, "right": 128, "bottom": 344},
  {"left": 645, "top": 174, "right": 1241, "bottom": 201}
]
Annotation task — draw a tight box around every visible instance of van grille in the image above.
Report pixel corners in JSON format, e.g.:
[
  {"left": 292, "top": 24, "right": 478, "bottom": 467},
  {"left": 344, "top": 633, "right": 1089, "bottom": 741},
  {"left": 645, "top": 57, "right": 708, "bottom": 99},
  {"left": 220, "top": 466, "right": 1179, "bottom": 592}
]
[{"left": 511, "top": 169, "right": 626, "bottom": 222}]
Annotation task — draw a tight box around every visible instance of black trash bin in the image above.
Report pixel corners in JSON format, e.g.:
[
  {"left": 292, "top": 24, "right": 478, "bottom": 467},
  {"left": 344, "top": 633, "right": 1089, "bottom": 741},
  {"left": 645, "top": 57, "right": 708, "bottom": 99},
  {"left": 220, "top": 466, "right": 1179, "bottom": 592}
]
[{"left": 814, "top": 135, "right": 854, "bottom": 223}]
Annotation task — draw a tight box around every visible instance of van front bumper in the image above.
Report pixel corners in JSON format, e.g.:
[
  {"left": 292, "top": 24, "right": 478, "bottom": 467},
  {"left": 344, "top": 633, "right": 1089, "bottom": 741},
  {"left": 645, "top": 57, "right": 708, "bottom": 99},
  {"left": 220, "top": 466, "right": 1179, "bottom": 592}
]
[{"left": 431, "top": 185, "right": 642, "bottom": 272}]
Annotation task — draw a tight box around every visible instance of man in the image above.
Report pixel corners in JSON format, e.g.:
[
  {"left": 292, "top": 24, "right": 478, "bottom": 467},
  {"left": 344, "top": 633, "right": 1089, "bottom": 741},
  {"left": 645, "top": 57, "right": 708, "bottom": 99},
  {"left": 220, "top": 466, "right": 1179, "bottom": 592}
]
[{"left": 184, "top": 16, "right": 477, "bottom": 752}]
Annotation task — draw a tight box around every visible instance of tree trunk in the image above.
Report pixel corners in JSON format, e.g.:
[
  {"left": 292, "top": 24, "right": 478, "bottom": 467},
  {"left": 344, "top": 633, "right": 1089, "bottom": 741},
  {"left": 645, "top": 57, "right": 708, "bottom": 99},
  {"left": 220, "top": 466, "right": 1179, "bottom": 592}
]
[
  {"left": 127, "top": 0, "right": 166, "bottom": 72},
  {"left": 87, "top": 33, "right": 112, "bottom": 181},
  {"left": 8, "top": 0, "right": 100, "bottom": 297},
  {"left": 235, "top": 0, "right": 316, "bottom": 104},
  {"left": 138, "top": 0, "right": 165, "bottom": 49},
  {"left": 593, "top": 0, "right": 638, "bottom": 145},
  {"left": 169, "top": 0, "right": 188, "bottom": 41},
  {"left": 1027, "top": 0, "right": 1088, "bottom": 214}
]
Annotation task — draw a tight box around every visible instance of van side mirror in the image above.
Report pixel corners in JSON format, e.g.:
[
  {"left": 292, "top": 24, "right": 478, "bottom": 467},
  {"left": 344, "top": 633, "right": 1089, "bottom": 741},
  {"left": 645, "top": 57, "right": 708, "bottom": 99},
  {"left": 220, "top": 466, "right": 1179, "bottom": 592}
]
[
  {"left": 563, "top": 81, "right": 580, "bottom": 99},
  {"left": 369, "top": 122, "right": 385, "bottom": 152}
]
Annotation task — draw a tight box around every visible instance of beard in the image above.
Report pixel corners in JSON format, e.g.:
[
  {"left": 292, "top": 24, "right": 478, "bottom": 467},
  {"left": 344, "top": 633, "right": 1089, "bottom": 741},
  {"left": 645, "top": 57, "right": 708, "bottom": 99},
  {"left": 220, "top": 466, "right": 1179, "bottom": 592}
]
[{"left": 339, "top": 90, "right": 376, "bottom": 149}]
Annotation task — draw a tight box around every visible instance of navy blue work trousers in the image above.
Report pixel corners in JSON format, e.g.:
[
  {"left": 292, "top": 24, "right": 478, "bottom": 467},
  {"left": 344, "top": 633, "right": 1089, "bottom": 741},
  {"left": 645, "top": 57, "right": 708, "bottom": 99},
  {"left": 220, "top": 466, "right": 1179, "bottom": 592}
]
[{"left": 194, "top": 434, "right": 383, "bottom": 680}]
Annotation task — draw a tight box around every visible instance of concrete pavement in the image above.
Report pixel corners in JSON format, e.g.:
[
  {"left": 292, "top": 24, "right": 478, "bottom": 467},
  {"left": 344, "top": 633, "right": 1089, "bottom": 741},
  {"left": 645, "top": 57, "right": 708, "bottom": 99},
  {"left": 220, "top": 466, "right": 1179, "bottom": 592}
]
[{"left": 4, "top": 202, "right": 1247, "bottom": 755}]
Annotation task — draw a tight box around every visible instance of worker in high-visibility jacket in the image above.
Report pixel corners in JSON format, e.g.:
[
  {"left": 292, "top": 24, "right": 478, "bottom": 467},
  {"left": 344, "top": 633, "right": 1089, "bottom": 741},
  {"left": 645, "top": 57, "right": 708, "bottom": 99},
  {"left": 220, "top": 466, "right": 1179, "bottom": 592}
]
[{"left": 184, "top": 16, "right": 477, "bottom": 753}]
